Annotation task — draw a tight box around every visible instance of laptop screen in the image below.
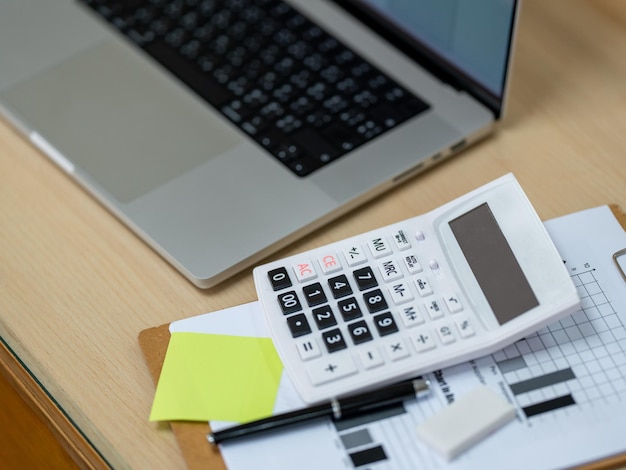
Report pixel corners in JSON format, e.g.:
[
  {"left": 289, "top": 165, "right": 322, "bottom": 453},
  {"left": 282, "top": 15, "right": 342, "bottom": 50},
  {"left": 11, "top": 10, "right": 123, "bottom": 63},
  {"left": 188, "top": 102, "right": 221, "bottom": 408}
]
[{"left": 335, "top": 0, "right": 518, "bottom": 117}]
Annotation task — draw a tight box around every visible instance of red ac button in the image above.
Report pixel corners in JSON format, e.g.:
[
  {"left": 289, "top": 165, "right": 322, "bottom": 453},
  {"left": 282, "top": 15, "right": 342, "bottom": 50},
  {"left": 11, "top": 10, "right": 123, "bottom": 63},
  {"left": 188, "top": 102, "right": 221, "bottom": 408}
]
[{"left": 293, "top": 260, "right": 317, "bottom": 282}]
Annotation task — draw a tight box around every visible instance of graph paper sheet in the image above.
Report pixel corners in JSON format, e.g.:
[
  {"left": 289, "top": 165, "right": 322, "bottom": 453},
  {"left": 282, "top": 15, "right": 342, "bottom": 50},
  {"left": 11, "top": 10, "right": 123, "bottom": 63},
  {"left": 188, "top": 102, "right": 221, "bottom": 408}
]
[{"left": 172, "top": 205, "right": 626, "bottom": 470}]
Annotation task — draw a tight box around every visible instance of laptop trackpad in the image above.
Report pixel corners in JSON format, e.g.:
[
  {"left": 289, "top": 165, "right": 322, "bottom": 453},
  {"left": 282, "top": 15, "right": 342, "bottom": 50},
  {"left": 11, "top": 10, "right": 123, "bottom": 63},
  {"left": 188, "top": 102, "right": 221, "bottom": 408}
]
[{"left": 2, "top": 39, "right": 241, "bottom": 202}]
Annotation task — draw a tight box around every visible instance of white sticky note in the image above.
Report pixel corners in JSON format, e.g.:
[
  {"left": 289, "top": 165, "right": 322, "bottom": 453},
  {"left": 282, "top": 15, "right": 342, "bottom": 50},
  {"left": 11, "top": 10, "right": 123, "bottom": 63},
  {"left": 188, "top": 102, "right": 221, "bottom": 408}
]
[{"left": 416, "top": 386, "right": 516, "bottom": 460}]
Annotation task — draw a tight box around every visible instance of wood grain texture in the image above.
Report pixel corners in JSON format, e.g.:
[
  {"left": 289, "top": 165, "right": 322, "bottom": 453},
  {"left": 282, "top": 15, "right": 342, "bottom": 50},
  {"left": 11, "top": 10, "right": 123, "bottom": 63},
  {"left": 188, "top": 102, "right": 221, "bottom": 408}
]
[{"left": 1, "top": 1, "right": 626, "bottom": 468}]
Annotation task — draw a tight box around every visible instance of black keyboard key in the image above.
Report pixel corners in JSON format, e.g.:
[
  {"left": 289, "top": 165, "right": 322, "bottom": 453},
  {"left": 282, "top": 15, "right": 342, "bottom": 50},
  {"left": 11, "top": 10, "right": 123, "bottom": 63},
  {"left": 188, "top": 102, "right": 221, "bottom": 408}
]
[
  {"left": 363, "top": 289, "right": 388, "bottom": 313},
  {"left": 322, "top": 328, "right": 347, "bottom": 353},
  {"left": 328, "top": 274, "right": 353, "bottom": 299},
  {"left": 288, "top": 158, "right": 314, "bottom": 177},
  {"left": 353, "top": 267, "right": 378, "bottom": 291},
  {"left": 348, "top": 320, "right": 373, "bottom": 345},
  {"left": 311, "top": 305, "right": 337, "bottom": 330},
  {"left": 321, "top": 122, "right": 363, "bottom": 152},
  {"left": 275, "top": 143, "right": 301, "bottom": 162},
  {"left": 304, "top": 110, "right": 333, "bottom": 128},
  {"left": 292, "top": 128, "right": 340, "bottom": 163},
  {"left": 373, "top": 312, "right": 399, "bottom": 336},
  {"left": 337, "top": 297, "right": 363, "bottom": 322},
  {"left": 368, "top": 102, "right": 405, "bottom": 128},
  {"left": 277, "top": 291, "right": 302, "bottom": 315},
  {"left": 302, "top": 282, "right": 327, "bottom": 307},
  {"left": 258, "top": 126, "right": 287, "bottom": 150},
  {"left": 394, "top": 95, "right": 430, "bottom": 118},
  {"left": 267, "top": 267, "right": 292, "bottom": 291},
  {"left": 286, "top": 313, "right": 311, "bottom": 338}
]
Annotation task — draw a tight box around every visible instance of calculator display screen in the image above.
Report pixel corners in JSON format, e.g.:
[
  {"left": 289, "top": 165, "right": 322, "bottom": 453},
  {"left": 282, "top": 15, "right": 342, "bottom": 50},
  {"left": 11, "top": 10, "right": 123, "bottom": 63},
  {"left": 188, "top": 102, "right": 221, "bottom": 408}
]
[{"left": 449, "top": 203, "right": 539, "bottom": 324}]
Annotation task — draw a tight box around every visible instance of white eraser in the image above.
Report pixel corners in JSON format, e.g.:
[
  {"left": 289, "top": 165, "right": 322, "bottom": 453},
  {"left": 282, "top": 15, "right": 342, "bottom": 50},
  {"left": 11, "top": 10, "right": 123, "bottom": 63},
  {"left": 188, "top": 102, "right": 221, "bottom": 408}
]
[{"left": 416, "top": 386, "right": 516, "bottom": 461}]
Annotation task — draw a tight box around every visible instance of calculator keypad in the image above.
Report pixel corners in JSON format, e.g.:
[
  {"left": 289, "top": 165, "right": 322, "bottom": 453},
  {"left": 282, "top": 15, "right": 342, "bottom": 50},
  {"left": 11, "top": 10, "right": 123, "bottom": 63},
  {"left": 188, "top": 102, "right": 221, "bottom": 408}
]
[{"left": 261, "top": 228, "right": 471, "bottom": 391}]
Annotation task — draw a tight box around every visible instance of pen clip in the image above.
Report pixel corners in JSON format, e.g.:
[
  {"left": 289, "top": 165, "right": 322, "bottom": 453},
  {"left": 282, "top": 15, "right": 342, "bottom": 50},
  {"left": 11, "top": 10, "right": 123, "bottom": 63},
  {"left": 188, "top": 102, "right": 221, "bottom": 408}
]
[{"left": 613, "top": 248, "right": 626, "bottom": 283}]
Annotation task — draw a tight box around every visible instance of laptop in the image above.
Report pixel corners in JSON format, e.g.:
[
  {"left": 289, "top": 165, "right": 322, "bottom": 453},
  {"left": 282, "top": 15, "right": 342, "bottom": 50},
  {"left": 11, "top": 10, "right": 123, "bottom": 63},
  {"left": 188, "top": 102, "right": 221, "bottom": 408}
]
[{"left": 0, "top": 0, "right": 518, "bottom": 288}]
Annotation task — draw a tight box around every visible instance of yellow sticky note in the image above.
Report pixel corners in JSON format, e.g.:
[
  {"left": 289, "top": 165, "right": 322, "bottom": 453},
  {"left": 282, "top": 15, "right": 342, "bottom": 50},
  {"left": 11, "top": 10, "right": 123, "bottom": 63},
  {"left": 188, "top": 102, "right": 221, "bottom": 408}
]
[{"left": 149, "top": 332, "right": 283, "bottom": 423}]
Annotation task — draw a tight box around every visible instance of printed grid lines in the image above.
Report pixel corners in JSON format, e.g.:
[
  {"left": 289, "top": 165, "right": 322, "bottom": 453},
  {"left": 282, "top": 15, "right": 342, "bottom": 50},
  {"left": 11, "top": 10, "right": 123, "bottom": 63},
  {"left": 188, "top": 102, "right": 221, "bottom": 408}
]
[{"left": 494, "top": 268, "right": 626, "bottom": 420}]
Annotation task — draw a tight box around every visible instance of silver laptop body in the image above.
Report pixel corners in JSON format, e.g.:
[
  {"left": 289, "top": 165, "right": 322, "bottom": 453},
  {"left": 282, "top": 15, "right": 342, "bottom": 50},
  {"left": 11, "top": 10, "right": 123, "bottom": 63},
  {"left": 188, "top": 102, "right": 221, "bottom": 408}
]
[{"left": 0, "top": 0, "right": 518, "bottom": 288}]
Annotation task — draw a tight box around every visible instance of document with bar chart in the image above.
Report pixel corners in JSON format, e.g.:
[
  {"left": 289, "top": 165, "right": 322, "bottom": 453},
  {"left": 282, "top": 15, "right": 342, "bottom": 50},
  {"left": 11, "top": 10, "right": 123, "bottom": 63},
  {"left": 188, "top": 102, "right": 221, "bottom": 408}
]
[{"left": 181, "top": 205, "right": 626, "bottom": 470}]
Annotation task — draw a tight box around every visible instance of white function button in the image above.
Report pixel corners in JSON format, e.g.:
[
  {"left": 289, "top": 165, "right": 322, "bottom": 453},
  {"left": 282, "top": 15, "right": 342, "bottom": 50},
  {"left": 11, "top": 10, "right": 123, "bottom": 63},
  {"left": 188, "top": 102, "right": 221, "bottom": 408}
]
[
  {"left": 388, "top": 281, "right": 414, "bottom": 305},
  {"left": 429, "top": 259, "right": 444, "bottom": 279},
  {"left": 413, "top": 331, "right": 436, "bottom": 353},
  {"left": 383, "top": 338, "right": 411, "bottom": 361},
  {"left": 425, "top": 299, "right": 445, "bottom": 320},
  {"left": 415, "top": 277, "right": 433, "bottom": 297},
  {"left": 358, "top": 347, "right": 385, "bottom": 369},
  {"left": 367, "top": 236, "right": 392, "bottom": 259},
  {"left": 456, "top": 319, "right": 475, "bottom": 338},
  {"left": 318, "top": 253, "right": 342, "bottom": 275},
  {"left": 402, "top": 254, "right": 422, "bottom": 274},
  {"left": 436, "top": 325, "right": 456, "bottom": 345},
  {"left": 415, "top": 231, "right": 426, "bottom": 242},
  {"left": 392, "top": 229, "right": 411, "bottom": 251},
  {"left": 398, "top": 304, "right": 425, "bottom": 328},
  {"left": 297, "top": 338, "right": 322, "bottom": 361},
  {"left": 293, "top": 260, "right": 317, "bottom": 282},
  {"left": 308, "top": 356, "right": 358, "bottom": 386},
  {"left": 343, "top": 245, "right": 368, "bottom": 267},
  {"left": 445, "top": 294, "right": 463, "bottom": 313},
  {"left": 378, "top": 259, "right": 403, "bottom": 282}
]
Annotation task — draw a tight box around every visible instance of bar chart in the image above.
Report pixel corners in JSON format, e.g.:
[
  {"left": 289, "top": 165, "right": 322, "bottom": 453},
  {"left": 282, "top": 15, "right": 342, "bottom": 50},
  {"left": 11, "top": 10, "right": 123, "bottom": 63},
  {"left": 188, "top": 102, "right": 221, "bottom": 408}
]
[{"left": 493, "top": 265, "right": 626, "bottom": 422}]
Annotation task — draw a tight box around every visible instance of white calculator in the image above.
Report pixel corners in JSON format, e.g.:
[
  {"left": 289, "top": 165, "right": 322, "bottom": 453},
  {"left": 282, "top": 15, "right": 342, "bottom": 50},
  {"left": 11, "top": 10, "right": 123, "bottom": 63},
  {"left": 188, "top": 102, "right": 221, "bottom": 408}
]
[{"left": 253, "top": 174, "right": 580, "bottom": 404}]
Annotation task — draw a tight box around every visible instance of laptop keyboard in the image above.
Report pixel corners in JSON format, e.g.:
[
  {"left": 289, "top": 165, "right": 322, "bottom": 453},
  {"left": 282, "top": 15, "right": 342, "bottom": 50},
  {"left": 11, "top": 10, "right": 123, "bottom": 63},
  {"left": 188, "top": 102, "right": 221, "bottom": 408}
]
[{"left": 80, "top": 0, "right": 430, "bottom": 177}]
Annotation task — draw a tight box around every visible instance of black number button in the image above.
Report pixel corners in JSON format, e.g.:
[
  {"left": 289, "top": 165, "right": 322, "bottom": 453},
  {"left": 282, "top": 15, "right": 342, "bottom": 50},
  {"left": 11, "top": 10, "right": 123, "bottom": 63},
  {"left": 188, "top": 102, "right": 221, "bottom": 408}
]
[
  {"left": 373, "top": 312, "right": 398, "bottom": 336},
  {"left": 348, "top": 320, "right": 373, "bottom": 345},
  {"left": 312, "top": 305, "right": 337, "bottom": 330},
  {"left": 322, "top": 328, "right": 347, "bottom": 353},
  {"left": 268, "top": 267, "right": 292, "bottom": 291},
  {"left": 302, "top": 282, "right": 327, "bottom": 307},
  {"left": 278, "top": 291, "right": 302, "bottom": 315},
  {"left": 286, "top": 313, "right": 312, "bottom": 338},
  {"left": 353, "top": 266, "right": 378, "bottom": 290},
  {"left": 337, "top": 297, "right": 362, "bottom": 321},
  {"left": 328, "top": 274, "right": 353, "bottom": 299},
  {"left": 363, "top": 288, "right": 388, "bottom": 313}
]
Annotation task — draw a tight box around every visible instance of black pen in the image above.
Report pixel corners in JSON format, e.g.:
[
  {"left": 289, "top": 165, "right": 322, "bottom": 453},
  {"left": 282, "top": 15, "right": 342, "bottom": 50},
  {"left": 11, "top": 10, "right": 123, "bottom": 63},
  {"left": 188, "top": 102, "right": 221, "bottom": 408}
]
[{"left": 207, "top": 378, "right": 430, "bottom": 445}]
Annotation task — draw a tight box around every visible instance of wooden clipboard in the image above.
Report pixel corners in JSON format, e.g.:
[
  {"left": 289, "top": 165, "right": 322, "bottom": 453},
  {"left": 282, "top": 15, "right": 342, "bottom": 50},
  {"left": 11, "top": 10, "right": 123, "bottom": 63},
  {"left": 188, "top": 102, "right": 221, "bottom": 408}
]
[
  {"left": 139, "top": 324, "right": 226, "bottom": 470},
  {"left": 138, "top": 205, "right": 626, "bottom": 470}
]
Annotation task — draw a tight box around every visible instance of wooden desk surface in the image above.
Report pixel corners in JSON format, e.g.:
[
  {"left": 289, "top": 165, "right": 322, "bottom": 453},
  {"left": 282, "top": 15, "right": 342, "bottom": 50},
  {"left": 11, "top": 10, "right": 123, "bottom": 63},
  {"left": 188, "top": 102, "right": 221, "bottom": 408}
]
[{"left": 1, "top": 1, "right": 626, "bottom": 468}]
